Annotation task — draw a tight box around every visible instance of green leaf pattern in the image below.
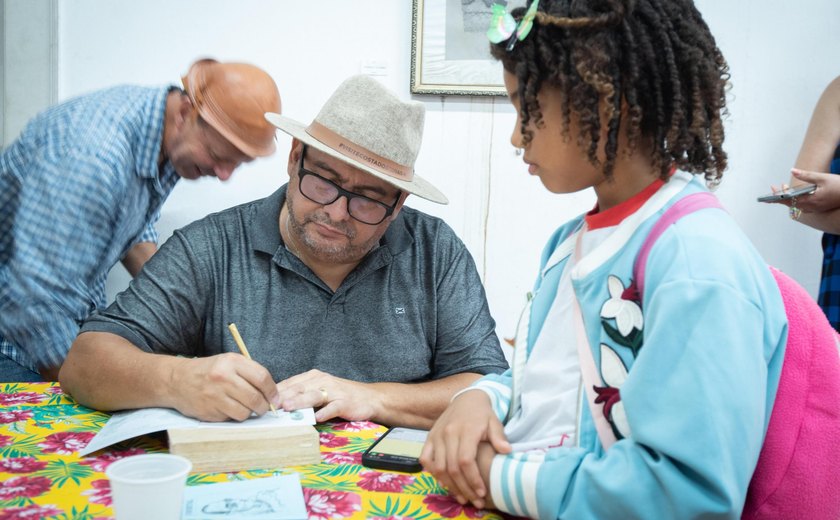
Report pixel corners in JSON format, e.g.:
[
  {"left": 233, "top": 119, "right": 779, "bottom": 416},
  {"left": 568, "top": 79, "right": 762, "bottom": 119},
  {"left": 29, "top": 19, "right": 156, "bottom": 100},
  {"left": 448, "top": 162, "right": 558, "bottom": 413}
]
[{"left": 1, "top": 383, "right": 502, "bottom": 519}]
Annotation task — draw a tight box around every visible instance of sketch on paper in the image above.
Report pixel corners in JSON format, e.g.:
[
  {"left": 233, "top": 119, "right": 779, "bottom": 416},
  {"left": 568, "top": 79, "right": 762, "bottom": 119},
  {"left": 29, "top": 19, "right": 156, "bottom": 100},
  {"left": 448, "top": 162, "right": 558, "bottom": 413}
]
[{"left": 183, "top": 474, "right": 307, "bottom": 520}]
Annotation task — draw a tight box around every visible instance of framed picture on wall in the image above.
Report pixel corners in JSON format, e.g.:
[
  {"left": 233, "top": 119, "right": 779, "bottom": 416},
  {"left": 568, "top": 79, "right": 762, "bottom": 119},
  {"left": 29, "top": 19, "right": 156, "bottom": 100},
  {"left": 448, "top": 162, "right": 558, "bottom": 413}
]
[{"left": 411, "top": 0, "right": 524, "bottom": 96}]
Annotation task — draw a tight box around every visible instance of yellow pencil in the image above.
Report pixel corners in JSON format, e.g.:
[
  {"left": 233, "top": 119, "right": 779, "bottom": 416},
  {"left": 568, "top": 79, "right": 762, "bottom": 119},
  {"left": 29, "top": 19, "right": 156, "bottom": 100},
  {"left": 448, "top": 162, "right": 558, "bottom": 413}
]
[{"left": 227, "top": 323, "right": 278, "bottom": 416}]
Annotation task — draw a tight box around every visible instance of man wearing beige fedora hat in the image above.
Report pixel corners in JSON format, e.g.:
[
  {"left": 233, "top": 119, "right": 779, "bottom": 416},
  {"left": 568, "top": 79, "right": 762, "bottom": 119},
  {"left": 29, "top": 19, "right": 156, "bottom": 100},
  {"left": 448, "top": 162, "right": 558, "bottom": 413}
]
[
  {"left": 61, "top": 75, "right": 508, "bottom": 429},
  {"left": 0, "top": 58, "right": 281, "bottom": 382}
]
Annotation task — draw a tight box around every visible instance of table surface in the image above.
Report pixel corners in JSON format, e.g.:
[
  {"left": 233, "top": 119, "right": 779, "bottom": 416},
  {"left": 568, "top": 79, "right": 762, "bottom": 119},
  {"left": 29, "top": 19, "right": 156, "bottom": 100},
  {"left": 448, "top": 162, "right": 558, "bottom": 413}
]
[{"left": 0, "top": 383, "right": 510, "bottom": 520}]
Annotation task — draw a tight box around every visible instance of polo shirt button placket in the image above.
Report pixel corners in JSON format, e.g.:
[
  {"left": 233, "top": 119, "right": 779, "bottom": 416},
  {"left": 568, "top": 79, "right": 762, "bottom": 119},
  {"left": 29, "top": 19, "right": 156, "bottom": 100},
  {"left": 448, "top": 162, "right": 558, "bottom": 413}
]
[{"left": 330, "top": 295, "right": 346, "bottom": 315}]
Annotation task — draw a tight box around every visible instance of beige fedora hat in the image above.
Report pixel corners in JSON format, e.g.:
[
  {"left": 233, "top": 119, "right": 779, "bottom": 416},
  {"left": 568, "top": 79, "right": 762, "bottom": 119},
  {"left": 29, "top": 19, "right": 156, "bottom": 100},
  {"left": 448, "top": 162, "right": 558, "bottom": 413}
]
[
  {"left": 265, "top": 75, "right": 448, "bottom": 204},
  {"left": 182, "top": 58, "right": 281, "bottom": 158}
]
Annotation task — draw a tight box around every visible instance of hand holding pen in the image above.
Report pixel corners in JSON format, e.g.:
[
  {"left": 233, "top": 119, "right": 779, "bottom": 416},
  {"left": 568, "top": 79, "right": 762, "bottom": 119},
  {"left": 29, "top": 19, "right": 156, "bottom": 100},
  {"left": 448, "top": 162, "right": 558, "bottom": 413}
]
[{"left": 228, "top": 323, "right": 279, "bottom": 417}]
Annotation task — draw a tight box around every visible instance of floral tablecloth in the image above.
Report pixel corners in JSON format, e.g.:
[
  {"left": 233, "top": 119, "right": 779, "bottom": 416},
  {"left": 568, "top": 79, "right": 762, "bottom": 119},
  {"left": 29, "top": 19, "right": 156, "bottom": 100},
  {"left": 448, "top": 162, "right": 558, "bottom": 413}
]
[{"left": 0, "top": 383, "right": 508, "bottom": 520}]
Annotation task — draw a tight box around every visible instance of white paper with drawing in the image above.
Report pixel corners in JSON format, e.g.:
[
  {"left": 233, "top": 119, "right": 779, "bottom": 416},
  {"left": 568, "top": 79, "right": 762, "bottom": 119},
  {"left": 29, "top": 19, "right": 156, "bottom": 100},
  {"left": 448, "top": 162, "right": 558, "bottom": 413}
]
[
  {"left": 79, "top": 407, "right": 316, "bottom": 456},
  {"left": 182, "top": 474, "right": 307, "bottom": 520}
]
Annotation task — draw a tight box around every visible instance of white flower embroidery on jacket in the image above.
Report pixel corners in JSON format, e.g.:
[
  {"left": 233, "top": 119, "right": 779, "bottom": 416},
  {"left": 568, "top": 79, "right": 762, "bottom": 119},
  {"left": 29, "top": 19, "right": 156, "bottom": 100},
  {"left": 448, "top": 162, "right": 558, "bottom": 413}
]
[
  {"left": 593, "top": 275, "right": 644, "bottom": 441},
  {"left": 597, "top": 344, "right": 632, "bottom": 439},
  {"left": 600, "top": 275, "right": 643, "bottom": 336}
]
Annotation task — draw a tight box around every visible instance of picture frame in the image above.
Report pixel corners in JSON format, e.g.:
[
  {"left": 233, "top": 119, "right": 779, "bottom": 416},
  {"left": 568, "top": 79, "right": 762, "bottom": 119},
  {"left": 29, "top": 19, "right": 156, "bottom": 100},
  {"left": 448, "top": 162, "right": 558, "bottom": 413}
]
[{"left": 411, "top": 0, "right": 521, "bottom": 96}]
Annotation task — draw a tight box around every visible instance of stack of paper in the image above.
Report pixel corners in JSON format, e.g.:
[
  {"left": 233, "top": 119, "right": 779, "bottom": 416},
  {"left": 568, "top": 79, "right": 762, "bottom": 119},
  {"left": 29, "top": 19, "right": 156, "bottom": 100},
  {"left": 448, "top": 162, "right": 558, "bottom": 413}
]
[{"left": 80, "top": 408, "right": 320, "bottom": 473}]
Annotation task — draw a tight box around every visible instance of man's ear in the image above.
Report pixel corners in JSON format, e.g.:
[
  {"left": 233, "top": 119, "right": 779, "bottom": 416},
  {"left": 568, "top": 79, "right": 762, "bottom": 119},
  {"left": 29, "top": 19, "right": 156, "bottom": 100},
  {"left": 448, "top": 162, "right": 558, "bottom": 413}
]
[
  {"left": 174, "top": 94, "right": 194, "bottom": 130},
  {"left": 287, "top": 139, "right": 302, "bottom": 177},
  {"left": 388, "top": 192, "right": 410, "bottom": 221}
]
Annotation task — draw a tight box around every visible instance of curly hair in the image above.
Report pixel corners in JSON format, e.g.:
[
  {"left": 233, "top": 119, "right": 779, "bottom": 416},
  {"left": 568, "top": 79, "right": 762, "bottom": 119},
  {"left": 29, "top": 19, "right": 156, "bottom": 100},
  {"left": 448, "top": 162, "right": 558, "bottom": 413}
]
[{"left": 492, "top": 0, "right": 730, "bottom": 185}]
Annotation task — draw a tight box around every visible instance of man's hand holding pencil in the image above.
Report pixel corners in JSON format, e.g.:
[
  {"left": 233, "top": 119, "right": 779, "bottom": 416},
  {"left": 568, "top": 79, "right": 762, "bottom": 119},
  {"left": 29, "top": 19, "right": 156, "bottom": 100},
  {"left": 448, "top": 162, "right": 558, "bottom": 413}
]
[{"left": 157, "top": 325, "right": 281, "bottom": 422}]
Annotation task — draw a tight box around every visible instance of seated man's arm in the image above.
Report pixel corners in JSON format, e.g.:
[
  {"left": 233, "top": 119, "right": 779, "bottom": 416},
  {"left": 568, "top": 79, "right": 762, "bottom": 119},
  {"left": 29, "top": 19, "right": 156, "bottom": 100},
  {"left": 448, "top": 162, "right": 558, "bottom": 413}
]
[
  {"left": 60, "top": 331, "right": 280, "bottom": 421},
  {"left": 58, "top": 225, "right": 281, "bottom": 421},
  {"left": 276, "top": 370, "right": 481, "bottom": 430}
]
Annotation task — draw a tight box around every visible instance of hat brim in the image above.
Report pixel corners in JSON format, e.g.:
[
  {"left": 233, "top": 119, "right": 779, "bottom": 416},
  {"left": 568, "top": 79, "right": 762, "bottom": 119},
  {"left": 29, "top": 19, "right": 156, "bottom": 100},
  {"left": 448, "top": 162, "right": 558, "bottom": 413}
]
[{"left": 265, "top": 112, "right": 448, "bottom": 205}]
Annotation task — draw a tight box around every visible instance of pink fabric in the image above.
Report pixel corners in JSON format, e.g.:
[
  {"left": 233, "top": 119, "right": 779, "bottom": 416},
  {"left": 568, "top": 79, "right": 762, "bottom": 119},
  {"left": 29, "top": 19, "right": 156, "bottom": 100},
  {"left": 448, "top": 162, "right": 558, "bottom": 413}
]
[
  {"left": 635, "top": 192, "right": 840, "bottom": 519},
  {"left": 742, "top": 268, "right": 840, "bottom": 520}
]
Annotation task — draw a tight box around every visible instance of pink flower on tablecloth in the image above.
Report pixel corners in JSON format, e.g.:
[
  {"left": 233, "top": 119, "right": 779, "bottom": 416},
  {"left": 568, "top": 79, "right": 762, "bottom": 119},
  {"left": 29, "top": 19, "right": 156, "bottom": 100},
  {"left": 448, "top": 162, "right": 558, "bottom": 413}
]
[
  {"left": 0, "top": 434, "right": 12, "bottom": 447},
  {"left": 0, "top": 504, "right": 62, "bottom": 520},
  {"left": 303, "top": 488, "right": 361, "bottom": 520},
  {"left": 357, "top": 470, "right": 415, "bottom": 492},
  {"left": 319, "top": 432, "right": 349, "bottom": 448},
  {"left": 0, "top": 476, "right": 51, "bottom": 499},
  {"left": 0, "top": 409, "right": 34, "bottom": 424},
  {"left": 331, "top": 420, "right": 379, "bottom": 432},
  {"left": 0, "top": 392, "right": 44, "bottom": 406},
  {"left": 0, "top": 457, "right": 48, "bottom": 474},
  {"left": 38, "top": 431, "right": 95, "bottom": 454},
  {"left": 81, "top": 479, "right": 112, "bottom": 506},
  {"left": 79, "top": 448, "right": 146, "bottom": 472},
  {"left": 47, "top": 386, "right": 64, "bottom": 394},
  {"left": 321, "top": 450, "right": 362, "bottom": 465},
  {"left": 423, "top": 494, "right": 484, "bottom": 518}
]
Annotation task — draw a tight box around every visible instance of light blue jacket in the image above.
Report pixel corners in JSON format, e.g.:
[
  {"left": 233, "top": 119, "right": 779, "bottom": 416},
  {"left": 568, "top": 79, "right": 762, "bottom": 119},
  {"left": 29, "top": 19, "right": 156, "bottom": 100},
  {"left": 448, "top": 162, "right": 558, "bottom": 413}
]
[{"left": 475, "top": 173, "right": 787, "bottom": 519}]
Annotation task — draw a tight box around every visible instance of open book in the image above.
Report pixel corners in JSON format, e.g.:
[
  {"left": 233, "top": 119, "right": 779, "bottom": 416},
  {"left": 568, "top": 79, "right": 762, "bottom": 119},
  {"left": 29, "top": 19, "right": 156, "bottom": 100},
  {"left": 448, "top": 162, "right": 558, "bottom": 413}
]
[{"left": 80, "top": 407, "right": 315, "bottom": 456}]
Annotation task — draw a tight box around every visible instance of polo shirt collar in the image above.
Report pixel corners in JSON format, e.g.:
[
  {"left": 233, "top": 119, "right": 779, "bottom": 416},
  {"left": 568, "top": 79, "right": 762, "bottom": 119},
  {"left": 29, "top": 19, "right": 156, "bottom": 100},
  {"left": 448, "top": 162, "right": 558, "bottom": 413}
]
[
  {"left": 379, "top": 208, "right": 413, "bottom": 256},
  {"left": 137, "top": 85, "right": 179, "bottom": 196},
  {"left": 251, "top": 186, "right": 286, "bottom": 255},
  {"left": 136, "top": 86, "right": 169, "bottom": 179}
]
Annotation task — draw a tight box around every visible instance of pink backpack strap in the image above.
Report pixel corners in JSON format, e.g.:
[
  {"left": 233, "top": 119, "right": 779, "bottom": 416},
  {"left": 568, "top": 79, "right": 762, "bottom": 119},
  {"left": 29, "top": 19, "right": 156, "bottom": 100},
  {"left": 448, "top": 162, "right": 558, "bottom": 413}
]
[{"left": 633, "top": 192, "right": 723, "bottom": 300}]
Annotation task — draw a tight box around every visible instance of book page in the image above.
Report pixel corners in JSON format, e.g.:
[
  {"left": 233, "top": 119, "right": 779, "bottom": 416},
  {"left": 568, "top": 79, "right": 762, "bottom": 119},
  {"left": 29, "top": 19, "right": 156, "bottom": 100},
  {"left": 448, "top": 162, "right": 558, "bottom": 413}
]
[{"left": 79, "top": 407, "right": 315, "bottom": 456}]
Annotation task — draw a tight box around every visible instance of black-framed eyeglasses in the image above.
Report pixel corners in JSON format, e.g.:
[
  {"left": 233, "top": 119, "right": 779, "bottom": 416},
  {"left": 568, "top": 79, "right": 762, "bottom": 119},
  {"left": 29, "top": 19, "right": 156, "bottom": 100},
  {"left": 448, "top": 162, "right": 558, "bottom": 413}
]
[{"left": 297, "top": 144, "right": 401, "bottom": 226}]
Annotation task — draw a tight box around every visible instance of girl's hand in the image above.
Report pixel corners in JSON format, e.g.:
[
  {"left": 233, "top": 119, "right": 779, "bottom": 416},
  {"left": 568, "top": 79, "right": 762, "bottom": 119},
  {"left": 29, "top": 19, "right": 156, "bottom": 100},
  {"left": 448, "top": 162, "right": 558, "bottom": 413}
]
[{"left": 419, "top": 390, "right": 511, "bottom": 509}]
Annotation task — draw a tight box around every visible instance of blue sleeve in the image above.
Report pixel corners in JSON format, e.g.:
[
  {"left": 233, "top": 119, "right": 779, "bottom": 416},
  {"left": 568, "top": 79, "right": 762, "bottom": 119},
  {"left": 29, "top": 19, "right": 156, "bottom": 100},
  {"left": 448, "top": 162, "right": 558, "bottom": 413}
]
[
  {"left": 135, "top": 218, "right": 159, "bottom": 245},
  {"left": 463, "top": 370, "right": 515, "bottom": 422},
  {"left": 1, "top": 149, "right": 121, "bottom": 370},
  {"left": 490, "top": 216, "right": 787, "bottom": 519}
]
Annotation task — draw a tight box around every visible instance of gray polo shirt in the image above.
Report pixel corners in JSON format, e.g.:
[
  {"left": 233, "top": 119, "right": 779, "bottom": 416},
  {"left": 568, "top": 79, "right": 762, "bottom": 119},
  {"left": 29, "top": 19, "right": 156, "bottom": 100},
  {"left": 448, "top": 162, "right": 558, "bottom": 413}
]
[{"left": 82, "top": 185, "right": 508, "bottom": 383}]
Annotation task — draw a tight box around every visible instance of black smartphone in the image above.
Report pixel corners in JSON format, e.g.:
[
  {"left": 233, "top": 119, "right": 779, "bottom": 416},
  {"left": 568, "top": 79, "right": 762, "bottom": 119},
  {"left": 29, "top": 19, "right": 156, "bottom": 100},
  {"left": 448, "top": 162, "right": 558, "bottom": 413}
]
[
  {"left": 361, "top": 427, "right": 428, "bottom": 473},
  {"left": 757, "top": 183, "right": 816, "bottom": 202}
]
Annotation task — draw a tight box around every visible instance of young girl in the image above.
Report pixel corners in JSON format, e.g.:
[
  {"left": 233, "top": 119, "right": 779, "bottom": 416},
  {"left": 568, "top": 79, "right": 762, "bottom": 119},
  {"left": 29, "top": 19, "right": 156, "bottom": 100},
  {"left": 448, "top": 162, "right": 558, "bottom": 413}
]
[{"left": 420, "top": 1, "right": 827, "bottom": 518}]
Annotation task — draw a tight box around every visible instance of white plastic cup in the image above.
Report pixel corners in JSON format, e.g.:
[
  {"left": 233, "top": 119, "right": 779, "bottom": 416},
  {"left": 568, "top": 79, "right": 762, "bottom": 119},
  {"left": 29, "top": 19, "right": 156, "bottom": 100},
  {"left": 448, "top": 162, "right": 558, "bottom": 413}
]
[{"left": 105, "top": 453, "right": 192, "bottom": 520}]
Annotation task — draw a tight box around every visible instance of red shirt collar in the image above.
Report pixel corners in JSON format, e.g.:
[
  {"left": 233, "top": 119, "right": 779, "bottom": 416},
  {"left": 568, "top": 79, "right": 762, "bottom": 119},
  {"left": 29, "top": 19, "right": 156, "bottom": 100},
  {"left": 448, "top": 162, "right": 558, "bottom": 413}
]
[{"left": 585, "top": 177, "right": 666, "bottom": 231}]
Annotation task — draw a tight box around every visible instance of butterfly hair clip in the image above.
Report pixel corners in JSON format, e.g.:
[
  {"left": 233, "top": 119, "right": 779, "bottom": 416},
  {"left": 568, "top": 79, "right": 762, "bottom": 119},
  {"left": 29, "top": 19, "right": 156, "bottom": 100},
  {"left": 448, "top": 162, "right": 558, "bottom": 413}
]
[{"left": 486, "top": 0, "right": 540, "bottom": 51}]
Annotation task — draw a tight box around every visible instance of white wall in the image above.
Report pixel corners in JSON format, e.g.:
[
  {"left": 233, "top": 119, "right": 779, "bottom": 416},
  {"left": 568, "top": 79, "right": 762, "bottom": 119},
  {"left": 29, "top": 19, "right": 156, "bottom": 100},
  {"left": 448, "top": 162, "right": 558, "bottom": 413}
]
[
  {"left": 13, "top": 0, "right": 840, "bottom": 345},
  {"left": 2, "top": 0, "right": 57, "bottom": 147}
]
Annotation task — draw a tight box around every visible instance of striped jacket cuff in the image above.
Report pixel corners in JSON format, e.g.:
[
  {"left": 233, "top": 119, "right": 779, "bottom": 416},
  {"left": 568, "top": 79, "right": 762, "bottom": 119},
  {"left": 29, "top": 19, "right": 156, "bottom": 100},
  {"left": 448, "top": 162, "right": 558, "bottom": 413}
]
[
  {"left": 452, "top": 379, "right": 512, "bottom": 421},
  {"left": 489, "top": 450, "right": 545, "bottom": 518}
]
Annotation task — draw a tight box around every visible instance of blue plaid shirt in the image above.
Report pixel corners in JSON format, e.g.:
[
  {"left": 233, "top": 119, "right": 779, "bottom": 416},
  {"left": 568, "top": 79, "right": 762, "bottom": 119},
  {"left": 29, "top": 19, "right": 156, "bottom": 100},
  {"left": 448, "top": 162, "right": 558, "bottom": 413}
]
[
  {"left": 818, "top": 143, "right": 840, "bottom": 332},
  {"left": 0, "top": 85, "right": 179, "bottom": 372}
]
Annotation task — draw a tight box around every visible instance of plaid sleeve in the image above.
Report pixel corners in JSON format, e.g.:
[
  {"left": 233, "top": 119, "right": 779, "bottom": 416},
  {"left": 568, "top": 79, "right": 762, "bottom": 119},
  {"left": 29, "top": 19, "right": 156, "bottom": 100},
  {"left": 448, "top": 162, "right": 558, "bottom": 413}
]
[
  {"left": 0, "top": 147, "right": 121, "bottom": 370},
  {"left": 136, "top": 218, "right": 159, "bottom": 245}
]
